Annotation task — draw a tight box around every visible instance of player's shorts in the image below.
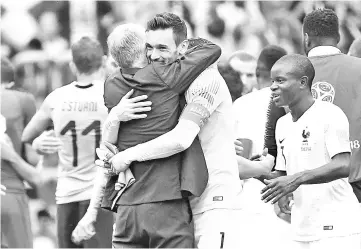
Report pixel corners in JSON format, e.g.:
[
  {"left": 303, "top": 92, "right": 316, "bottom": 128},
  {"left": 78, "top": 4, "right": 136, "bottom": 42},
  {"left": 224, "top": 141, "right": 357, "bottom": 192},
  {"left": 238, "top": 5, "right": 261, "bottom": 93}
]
[
  {"left": 193, "top": 209, "right": 244, "bottom": 249},
  {"left": 57, "top": 199, "right": 113, "bottom": 248},
  {"left": 112, "top": 198, "right": 194, "bottom": 248},
  {"left": 291, "top": 234, "right": 361, "bottom": 249},
  {"left": 1, "top": 191, "right": 33, "bottom": 248}
]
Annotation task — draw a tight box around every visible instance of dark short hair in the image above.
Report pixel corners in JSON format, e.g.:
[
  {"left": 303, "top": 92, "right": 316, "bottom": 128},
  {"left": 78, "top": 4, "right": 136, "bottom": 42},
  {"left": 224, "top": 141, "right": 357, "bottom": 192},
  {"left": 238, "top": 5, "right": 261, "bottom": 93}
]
[
  {"left": 303, "top": 9, "right": 340, "bottom": 40},
  {"left": 1, "top": 57, "right": 15, "bottom": 83},
  {"left": 218, "top": 63, "right": 243, "bottom": 101},
  {"left": 188, "top": 37, "right": 211, "bottom": 49},
  {"left": 207, "top": 17, "right": 225, "bottom": 38},
  {"left": 276, "top": 54, "right": 315, "bottom": 90},
  {"left": 146, "top": 12, "right": 187, "bottom": 46},
  {"left": 258, "top": 45, "right": 287, "bottom": 72},
  {"left": 71, "top": 36, "right": 104, "bottom": 75}
]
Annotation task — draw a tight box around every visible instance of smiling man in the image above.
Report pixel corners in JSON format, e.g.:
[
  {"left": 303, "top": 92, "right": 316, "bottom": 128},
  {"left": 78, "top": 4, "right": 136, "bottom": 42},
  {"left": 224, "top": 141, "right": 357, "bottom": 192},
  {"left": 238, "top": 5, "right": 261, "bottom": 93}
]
[{"left": 261, "top": 54, "right": 361, "bottom": 249}]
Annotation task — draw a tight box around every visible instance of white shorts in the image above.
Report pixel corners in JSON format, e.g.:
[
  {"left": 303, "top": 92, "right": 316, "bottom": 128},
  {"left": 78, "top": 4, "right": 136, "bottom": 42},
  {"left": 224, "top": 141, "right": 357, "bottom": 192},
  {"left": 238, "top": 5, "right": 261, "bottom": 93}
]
[
  {"left": 292, "top": 234, "right": 361, "bottom": 249},
  {"left": 193, "top": 209, "right": 243, "bottom": 249}
]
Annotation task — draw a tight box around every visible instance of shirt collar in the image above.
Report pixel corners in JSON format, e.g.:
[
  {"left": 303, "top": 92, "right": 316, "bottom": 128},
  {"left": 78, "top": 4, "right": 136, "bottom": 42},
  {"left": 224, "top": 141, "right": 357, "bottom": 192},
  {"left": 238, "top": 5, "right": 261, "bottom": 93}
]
[
  {"left": 308, "top": 46, "right": 341, "bottom": 57},
  {"left": 121, "top": 68, "right": 141, "bottom": 75}
]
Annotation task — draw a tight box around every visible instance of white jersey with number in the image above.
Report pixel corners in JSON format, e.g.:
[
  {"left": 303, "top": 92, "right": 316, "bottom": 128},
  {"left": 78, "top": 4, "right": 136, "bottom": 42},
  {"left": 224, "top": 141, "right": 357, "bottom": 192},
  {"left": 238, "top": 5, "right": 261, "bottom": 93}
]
[
  {"left": 275, "top": 100, "right": 361, "bottom": 241},
  {"left": 47, "top": 81, "right": 108, "bottom": 204},
  {"left": 186, "top": 67, "right": 243, "bottom": 214}
]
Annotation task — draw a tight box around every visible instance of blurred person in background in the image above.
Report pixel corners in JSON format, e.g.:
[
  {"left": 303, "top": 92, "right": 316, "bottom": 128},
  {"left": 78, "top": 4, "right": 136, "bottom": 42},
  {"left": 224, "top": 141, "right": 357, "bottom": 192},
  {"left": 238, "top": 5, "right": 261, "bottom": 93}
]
[
  {"left": 233, "top": 45, "right": 287, "bottom": 160},
  {"left": 232, "top": 45, "right": 290, "bottom": 249},
  {"left": 38, "top": 11, "right": 69, "bottom": 61},
  {"left": 348, "top": 37, "right": 361, "bottom": 58},
  {"left": 218, "top": 63, "right": 243, "bottom": 102},
  {"left": 228, "top": 51, "right": 258, "bottom": 95},
  {"left": 22, "top": 37, "right": 113, "bottom": 248},
  {"left": 233, "top": 45, "right": 287, "bottom": 157},
  {"left": 256, "top": 45, "right": 288, "bottom": 90},
  {"left": 1, "top": 57, "right": 44, "bottom": 248}
]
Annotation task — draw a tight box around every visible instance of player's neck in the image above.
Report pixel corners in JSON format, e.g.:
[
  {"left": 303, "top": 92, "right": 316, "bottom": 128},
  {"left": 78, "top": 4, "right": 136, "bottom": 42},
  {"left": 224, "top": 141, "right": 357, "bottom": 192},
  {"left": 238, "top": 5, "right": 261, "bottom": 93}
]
[
  {"left": 76, "top": 71, "right": 104, "bottom": 86},
  {"left": 289, "top": 96, "right": 315, "bottom": 122}
]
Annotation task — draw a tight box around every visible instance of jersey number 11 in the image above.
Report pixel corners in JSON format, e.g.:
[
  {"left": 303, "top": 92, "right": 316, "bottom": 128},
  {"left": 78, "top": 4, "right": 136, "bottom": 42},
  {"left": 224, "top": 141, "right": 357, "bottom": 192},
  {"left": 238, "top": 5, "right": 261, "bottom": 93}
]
[{"left": 60, "top": 120, "right": 101, "bottom": 167}]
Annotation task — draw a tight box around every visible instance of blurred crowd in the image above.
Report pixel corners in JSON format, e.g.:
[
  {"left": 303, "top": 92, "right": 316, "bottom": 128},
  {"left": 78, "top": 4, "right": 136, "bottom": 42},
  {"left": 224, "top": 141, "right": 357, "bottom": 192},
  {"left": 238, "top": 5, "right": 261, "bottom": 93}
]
[
  {"left": 1, "top": 0, "right": 361, "bottom": 106},
  {"left": 1, "top": 1, "right": 361, "bottom": 248}
]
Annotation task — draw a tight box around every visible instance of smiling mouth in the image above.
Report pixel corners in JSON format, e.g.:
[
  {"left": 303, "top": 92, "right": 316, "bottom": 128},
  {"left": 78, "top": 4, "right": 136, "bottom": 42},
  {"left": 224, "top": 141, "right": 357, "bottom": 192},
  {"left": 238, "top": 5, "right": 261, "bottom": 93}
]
[{"left": 272, "top": 93, "right": 280, "bottom": 101}]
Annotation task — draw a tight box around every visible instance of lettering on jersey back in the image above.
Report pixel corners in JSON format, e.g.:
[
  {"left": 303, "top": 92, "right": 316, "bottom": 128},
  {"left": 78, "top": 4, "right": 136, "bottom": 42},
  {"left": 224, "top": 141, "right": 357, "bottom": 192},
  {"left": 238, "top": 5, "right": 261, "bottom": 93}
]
[{"left": 61, "top": 101, "right": 98, "bottom": 112}]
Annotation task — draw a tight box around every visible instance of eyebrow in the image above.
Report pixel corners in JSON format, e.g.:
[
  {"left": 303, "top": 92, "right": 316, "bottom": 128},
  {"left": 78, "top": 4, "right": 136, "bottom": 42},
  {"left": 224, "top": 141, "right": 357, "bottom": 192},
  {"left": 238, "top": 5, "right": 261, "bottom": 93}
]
[{"left": 271, "top": 75, "right": 286, "bottom": 80}]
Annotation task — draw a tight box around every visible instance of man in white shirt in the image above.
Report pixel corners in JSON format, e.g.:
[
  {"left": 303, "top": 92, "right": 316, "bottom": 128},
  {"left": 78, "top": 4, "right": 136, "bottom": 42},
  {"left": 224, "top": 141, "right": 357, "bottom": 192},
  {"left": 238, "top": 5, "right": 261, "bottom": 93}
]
[
  {"left": 22, "top": 37, "right": 115, "bottom": 248},
  {"left": 232, "top": 45, "right": 290, "bottom": 248},
  {"left": 261, "top": 54, "right": 361, "bottom": 249}
]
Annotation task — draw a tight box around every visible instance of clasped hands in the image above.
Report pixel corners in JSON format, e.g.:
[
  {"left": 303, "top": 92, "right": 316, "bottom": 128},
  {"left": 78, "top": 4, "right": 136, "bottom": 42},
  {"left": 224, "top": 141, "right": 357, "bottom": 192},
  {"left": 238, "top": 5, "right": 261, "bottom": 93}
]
[
  {"left": 234, "top": 139, "right": 296, "bottom": 214},
  {"left": 95, "top": 143, "right": 133, "bottom": 174}
]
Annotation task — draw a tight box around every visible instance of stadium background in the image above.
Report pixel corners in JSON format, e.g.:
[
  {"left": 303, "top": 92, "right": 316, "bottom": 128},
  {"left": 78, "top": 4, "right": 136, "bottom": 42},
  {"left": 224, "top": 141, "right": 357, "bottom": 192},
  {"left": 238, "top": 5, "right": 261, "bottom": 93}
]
[{"left": 1, "top": 1, "right": 360, "bottom": 248}]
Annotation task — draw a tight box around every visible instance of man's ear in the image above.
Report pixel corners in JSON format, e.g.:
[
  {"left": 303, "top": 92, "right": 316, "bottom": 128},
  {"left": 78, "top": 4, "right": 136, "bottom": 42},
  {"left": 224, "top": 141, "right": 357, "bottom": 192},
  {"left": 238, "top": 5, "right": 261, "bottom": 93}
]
[
  {"left": 304, "top": 33, "right": 310, "bottom": 47},
  {"left": 178, "top": 40, "right": 189, "bottom": 55},
  {"left": 69, "top": 61, "right": 77, "bottom": 76},
  {"left": 300, "top": 76, "right": 309, "bottom": 90}
]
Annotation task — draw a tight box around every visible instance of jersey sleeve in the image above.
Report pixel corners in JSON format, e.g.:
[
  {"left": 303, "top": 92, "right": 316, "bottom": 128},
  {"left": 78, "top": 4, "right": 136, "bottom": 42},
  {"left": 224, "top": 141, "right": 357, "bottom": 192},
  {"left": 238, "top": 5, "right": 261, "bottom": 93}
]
[
  {"left": 180, "top": 68, "right": 222, "bottom": 128},
  {"left": 263, "top": 96, "right": 286, "bottom": 158},
  {"left": 325, "top": 106, "right": 351, "bottom": 158},
  {"left": 274, "top": 119, "right": 286, "bottom": 171},
  {"left": 154, "top": 39, "right": 222, "bottom": 94}
]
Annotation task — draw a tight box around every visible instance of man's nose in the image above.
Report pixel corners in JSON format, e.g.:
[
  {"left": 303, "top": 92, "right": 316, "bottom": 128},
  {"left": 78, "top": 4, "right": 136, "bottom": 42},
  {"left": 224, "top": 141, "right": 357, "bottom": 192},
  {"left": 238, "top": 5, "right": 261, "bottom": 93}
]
[
  {"left": 150, "top": 49, "right": 160, "bottom": 61},
  {"left": 270, "top": 81, "right": 278, "bottom": 91}
]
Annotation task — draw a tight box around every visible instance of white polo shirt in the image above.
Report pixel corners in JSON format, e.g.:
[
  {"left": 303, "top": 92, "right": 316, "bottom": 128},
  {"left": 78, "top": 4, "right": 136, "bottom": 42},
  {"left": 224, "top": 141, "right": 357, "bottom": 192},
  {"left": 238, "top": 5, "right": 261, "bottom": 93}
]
[{"left": 275, "top": 100, "right": 361, "bottom": 241}]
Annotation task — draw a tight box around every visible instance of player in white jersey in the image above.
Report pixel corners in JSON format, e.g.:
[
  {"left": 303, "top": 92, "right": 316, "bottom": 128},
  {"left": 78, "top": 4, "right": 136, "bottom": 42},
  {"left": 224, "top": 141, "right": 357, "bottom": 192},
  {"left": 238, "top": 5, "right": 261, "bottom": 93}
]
[
  {"left": 261, "top": 54, "right": 361, "bottom": 249},
  {"left": 22, "top": 37, "right": 114, "bottom": 248}
]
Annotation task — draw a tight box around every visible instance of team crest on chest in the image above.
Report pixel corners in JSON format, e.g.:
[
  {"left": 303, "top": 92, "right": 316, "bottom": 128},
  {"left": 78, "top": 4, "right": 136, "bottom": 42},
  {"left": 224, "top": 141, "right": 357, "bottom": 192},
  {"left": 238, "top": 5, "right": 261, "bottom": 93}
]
[{"left": 301, "top": 127, "right": 311, "bottom": 151}]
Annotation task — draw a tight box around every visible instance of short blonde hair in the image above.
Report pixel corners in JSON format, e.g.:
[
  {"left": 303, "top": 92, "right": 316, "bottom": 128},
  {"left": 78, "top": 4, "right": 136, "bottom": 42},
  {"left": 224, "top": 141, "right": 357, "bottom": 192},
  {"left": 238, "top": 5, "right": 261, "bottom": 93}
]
[{"left": 107, "top": 23, "right": 146, "bottom": 68}]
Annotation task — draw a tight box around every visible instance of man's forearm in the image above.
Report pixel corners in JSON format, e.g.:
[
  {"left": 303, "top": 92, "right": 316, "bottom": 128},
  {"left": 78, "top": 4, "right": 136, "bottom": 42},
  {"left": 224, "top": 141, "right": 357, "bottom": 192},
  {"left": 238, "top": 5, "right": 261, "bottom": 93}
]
[
  {"left": 1, "top": 140, "right": 42, "bottom": 187},
  {"left": 102, "top": 112, "right": 121, "bottom": 145},
  {"left": 125, "top": 119, "right": 200, "bottom": 162},
  {"left": 237, "top": 155, "right": 274, "bottom": 180},
  {"left": 87, "top": 167, "right": 110, "bottom": 217},
  {"left": 294, "top": 155, "right": 350, "bottom": 185}
]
